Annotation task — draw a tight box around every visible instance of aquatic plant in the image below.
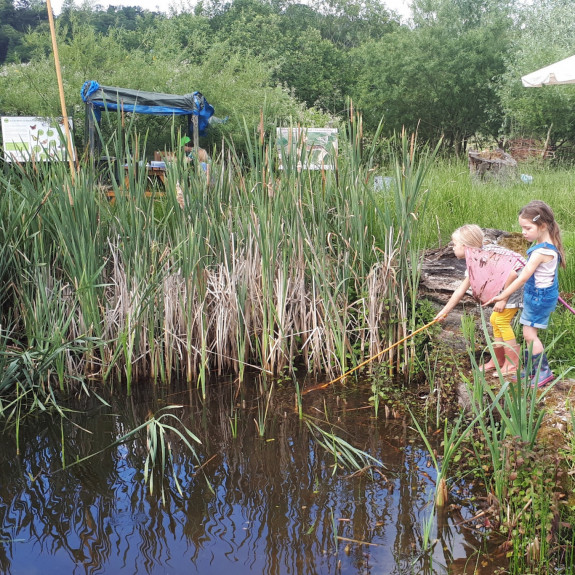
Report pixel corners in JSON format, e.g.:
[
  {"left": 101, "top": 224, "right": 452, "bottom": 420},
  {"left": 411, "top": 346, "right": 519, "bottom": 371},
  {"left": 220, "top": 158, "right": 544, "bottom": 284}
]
[
  {"left": 304, "top": 417, "right": 385, "bottom": 477},
  {"left": 0, "top": 111, "right": 441, "bottom": 396},
  {"left": 142, "top": 407, "right": 204, "bottom": 503},
  {"left": 408, "top": 404, "right": 489, "bottom": 507},
  {"left": 459, "top": 314, "right": 575, "bottom": 571},
  {"left": 254, "top": 381, "right": 274, "bottom": 437}
]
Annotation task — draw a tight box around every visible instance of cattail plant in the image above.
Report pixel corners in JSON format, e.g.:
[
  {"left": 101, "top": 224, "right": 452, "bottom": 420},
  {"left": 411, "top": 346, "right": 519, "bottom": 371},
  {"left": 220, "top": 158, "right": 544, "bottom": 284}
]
[{"left": 0, "top": 108, "right": 439, "bottom": 397}]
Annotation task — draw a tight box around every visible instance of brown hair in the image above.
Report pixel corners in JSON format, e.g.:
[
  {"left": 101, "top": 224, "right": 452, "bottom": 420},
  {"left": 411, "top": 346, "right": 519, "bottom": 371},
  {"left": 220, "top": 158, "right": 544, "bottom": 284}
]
[
  {"left": 451, "top": 224, "right": 484, "bottom": 248},
  {"left": 519, "top": 200, "right": 566, "bottom": 268}
]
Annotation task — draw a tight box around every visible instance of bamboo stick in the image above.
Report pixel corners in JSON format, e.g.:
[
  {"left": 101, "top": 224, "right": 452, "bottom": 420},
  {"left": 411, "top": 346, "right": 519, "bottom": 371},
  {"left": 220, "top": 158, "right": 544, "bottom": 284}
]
[
  {"left": 303, "top": 318, "right": 440, "bottom": 394},
  {"left": 46, "top": 0, "right": 76, "bottom": 201}
]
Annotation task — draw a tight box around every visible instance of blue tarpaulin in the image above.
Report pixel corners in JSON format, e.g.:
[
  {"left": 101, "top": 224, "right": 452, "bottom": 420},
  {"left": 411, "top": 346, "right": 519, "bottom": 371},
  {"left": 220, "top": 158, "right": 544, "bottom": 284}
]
[{"left": 81, "top": 80, "right": 214, "bottom": 136}]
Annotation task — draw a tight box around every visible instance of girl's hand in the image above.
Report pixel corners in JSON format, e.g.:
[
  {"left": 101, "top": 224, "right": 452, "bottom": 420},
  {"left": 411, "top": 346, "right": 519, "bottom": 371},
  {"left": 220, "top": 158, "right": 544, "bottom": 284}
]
[
  {"left": 434, "top": 310, "right": 448, "bottom": 322},
  {"left": 493, "top": 300, "right": 507, "bottom": 313},
  {"left": 485, "top": 294, "right": 501, "bottom": 306}
]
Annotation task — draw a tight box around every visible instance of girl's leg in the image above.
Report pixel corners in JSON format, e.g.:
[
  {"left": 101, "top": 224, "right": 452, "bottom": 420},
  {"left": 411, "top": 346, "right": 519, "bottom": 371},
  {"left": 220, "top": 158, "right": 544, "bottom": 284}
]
[
  {"left": 522, "top": 325, "right": 554, "bottom": 387},
  {"left": 484, "top": 311, "right": 507, "bottom": 371},
  {"left": 522, "top": 325, "right": 543, "bottom": 355},
  {"left": 482, "top": 337, "right": 504, "bottom": 372},
  {"left": 490, "top": 309, "right": 519, "bottom": 375},
  {"left": 500, "top": 339, "right": 521, "bottom": 375}
]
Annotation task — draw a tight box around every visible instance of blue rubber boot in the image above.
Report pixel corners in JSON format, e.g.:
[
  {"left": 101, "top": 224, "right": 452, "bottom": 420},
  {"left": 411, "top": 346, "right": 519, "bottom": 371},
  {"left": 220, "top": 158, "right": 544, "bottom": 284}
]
[
  {"left": 530, "top": 352, "right": 554, "bottom": 388},
  {"left": 511, "top": 349, "right": 531, "bottom": 382}
]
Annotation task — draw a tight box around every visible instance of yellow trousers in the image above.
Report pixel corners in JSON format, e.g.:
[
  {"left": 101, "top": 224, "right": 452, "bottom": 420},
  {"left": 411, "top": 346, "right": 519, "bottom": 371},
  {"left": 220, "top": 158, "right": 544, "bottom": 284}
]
[{"left": 489, "top": 308, "right": 518, "bottom": 341}]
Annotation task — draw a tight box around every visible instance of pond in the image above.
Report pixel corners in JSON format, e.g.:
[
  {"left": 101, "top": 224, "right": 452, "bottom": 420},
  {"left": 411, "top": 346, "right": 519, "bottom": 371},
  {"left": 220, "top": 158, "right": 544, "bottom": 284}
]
[{"left": 0, "top": 378, "right": 505, "bottom": 574}]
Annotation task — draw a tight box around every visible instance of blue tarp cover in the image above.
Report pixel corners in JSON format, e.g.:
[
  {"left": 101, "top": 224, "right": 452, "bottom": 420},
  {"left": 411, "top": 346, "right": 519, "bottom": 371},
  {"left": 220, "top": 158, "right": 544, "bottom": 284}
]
[{"left": 81, "top": 80, "right": 214, "bottom": 135}]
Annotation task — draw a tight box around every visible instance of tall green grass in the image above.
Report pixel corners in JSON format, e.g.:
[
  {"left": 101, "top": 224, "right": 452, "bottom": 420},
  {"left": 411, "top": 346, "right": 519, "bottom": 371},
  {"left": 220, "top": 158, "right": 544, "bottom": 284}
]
[{"left": 0, "top": 113, "right": 438, "bottom": 397}]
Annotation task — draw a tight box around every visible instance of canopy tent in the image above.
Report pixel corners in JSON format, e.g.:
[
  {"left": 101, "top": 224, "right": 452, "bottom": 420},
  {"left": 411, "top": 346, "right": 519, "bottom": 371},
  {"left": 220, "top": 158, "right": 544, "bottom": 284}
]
[
  {"left": 521, "top": 55, "right": 575, "bottom": 87},
  {"left": 81, "top": 80, "right": 215, "bottom": 155}
]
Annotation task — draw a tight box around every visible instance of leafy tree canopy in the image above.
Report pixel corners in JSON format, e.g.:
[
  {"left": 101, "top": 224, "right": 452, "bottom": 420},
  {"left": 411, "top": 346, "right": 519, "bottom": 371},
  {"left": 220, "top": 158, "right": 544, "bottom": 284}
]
[
  {"left": 2, "top": 0, "right": 575, "bottom": 154},
  {"left": 497, "top": 0, "right": 575, "bottom": 146},
  {"left": 348, "top": 0, "right": 514, "bottom": 151}
]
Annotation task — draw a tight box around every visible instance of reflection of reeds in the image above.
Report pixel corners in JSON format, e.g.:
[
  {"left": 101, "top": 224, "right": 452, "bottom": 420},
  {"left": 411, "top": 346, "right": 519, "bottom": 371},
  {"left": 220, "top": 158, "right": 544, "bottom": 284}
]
[{"left": 0, "top": 115, "right": 437, "bottom": 394}]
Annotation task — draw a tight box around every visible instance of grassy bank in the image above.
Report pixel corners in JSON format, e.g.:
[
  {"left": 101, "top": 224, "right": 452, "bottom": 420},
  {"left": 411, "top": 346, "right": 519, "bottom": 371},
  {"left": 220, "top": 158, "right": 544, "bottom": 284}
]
[{"left": 419, "top": 159, "right": 575, "bottom": 292}]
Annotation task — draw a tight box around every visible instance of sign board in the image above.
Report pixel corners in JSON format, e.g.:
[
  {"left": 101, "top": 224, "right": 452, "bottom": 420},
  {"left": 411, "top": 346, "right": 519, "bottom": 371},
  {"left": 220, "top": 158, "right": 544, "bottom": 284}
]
[
  {"left": 1, "top": 116, "right": 74, "bottom": 162},
  {"left": 276, "top": 128, "right": 338, "bottom": 170}
]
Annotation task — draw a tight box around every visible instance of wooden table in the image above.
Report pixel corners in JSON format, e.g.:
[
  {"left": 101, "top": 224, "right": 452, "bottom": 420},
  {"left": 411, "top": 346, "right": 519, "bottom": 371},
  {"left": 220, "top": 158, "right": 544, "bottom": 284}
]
[
  {"left": 104, "top": 162, "right": 167, "bottom": 202},
  {"left": 124, "top": 162, "right": 167, "bottom": 188}
]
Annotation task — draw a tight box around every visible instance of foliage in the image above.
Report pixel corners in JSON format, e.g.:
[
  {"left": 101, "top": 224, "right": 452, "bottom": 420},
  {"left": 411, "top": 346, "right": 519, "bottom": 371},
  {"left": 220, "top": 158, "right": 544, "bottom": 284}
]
[
  {"left": 304, "top": 417, "right": 385, "bottom": 476},
  {"left": 497, "top": 0, "right": 575, "bottom": 146},
  {"left": 5, "top": 0, "right": 568, "bottom": 154},
  {"left": 0, "top": 14, "right": 333, "bottom": 154},
  {"left": 0, "top": 0, "right": 49, "bottom": 64},
  {"left": 544, "top": 306, "right": 575, "bottom": 373},
  {"left": 348, "top": 0, "right": 513, "bottom": 150},
  {"left": 0, "top": 116, "right": 440, "bottom": 394}
]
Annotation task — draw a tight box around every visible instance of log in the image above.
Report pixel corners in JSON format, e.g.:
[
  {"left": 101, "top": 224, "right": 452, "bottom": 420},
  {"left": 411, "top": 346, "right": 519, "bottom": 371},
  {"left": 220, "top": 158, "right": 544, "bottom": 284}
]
[{"left": 419, "top": 229, "right": 527, "bottom": 304}]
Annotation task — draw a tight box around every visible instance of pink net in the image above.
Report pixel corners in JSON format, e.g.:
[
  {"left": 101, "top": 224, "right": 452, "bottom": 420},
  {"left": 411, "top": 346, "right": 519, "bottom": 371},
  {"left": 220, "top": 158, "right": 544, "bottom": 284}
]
[{"left": 465, "top": 247, "right": 524, "bottom": 305}]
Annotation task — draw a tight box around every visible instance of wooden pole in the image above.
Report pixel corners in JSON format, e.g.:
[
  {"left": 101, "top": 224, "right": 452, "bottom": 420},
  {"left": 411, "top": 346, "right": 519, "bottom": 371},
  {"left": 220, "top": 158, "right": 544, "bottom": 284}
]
[
  {"left": 192, "top": 114, "right": 199, "bottom": 168},
  {"left": 46, "top": 0, "right": 76, "bottom": 203},
  {"left": 542, "top": 123, "right": 553, "bottom": 159}
]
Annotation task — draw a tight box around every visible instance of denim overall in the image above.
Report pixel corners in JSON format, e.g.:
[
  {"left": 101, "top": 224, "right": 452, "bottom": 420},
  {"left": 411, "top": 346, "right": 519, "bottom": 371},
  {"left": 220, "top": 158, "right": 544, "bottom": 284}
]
[
  {"left": 514, "top": 242, "right": 560, "bottom": 386},
  {"left": 521, "top": 242, "right": 560, "bottom": 329}
]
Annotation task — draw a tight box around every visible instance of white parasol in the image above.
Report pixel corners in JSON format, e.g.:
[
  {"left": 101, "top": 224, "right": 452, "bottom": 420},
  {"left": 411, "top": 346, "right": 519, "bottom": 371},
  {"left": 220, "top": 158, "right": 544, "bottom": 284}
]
[{"left": 521, "top": 55, "right": 575, "bottom": 87}]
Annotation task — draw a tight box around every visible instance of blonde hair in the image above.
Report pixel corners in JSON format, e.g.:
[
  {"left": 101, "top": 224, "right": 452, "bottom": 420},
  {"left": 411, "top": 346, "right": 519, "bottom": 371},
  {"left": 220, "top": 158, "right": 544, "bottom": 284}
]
[
  {"left": 451, "top": 224, "right": 484, "bottom": 248},
  {"left": 197, "top": 148, "right": 209, "bottom": 163}
]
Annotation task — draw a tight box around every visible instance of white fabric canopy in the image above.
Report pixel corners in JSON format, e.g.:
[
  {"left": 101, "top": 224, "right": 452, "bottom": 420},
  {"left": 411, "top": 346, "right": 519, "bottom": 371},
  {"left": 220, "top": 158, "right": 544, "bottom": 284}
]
[{"left": 522, "top": 55, "right": 575, "bottom": 87}]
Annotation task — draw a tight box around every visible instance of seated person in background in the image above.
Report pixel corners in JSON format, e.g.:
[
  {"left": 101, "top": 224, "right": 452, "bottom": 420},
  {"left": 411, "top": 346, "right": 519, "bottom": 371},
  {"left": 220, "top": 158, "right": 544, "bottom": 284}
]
[
  {"left": 185, "top": 147, "right": 210, "bottom": 172},
  {"left": 181, "top": 136, "right": 210, "bottom": 172}
]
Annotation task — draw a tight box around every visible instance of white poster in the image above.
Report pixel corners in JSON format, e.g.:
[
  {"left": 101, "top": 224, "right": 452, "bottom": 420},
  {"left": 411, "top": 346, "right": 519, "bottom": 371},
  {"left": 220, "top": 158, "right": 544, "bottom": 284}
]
[
  {"left": 1, "top": 116, "right": 74, "bottom": 162},
  {"left": 276, "top": 127, "right": 338, "bottom": 170}
]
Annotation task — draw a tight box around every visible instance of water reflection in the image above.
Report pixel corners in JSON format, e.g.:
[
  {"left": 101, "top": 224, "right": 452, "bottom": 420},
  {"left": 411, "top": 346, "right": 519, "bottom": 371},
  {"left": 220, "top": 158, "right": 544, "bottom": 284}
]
[{"left": 0, "top": 380, "right": 500, "bottom": 574}]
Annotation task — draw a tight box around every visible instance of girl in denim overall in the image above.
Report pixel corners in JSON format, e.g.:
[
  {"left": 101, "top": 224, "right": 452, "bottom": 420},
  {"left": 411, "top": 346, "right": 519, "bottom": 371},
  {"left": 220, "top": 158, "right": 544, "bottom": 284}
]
[{"left": 487, "top": 200, "right": 566, "bottom": 387}]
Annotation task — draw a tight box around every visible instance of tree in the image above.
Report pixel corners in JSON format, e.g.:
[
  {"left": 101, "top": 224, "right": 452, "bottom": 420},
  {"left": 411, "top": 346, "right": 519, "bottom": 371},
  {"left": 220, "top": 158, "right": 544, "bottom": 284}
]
[
  {"left": 348, "top": 0, "right": 514, "bottom": 151},
  {"left": 0, "top": 15, "right": 332, "bottom": 154},
  {"left": 0, "top": 0, "right": 49, "bottom": 63},
  {"left": 497, "top": 0, "right": 575, "bottom": 147}
]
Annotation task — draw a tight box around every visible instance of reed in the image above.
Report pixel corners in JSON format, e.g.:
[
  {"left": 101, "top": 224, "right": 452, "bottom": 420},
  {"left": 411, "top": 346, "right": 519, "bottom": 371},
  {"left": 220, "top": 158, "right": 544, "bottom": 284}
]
[
  {"left": 254, "top": 382, "right": 274, "bottom": 437},
  {"left": 0, "top": 111, "right": 440, "bottom": 397},
  {"left": 408, "top": 403, "right": 490, "bottom": 507},
  {"left": 305, "top": 417, "right": 385, "bottom": 476}
]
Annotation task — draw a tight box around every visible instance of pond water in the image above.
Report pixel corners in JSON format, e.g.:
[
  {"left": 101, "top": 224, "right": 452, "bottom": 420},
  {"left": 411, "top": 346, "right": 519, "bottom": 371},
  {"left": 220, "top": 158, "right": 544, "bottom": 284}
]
[{"left": 0, "top": 378, "right": 505, "bottom": 574}]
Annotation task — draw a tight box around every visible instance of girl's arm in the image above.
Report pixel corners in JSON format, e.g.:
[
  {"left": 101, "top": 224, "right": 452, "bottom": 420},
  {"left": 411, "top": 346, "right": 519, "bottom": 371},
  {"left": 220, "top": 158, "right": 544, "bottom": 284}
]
[
  {"left": 486, "top": 252, "right": 550, "bottom": 305},
  {"left": 434, "top": 277, "right": 471, "bottom": 321}
]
